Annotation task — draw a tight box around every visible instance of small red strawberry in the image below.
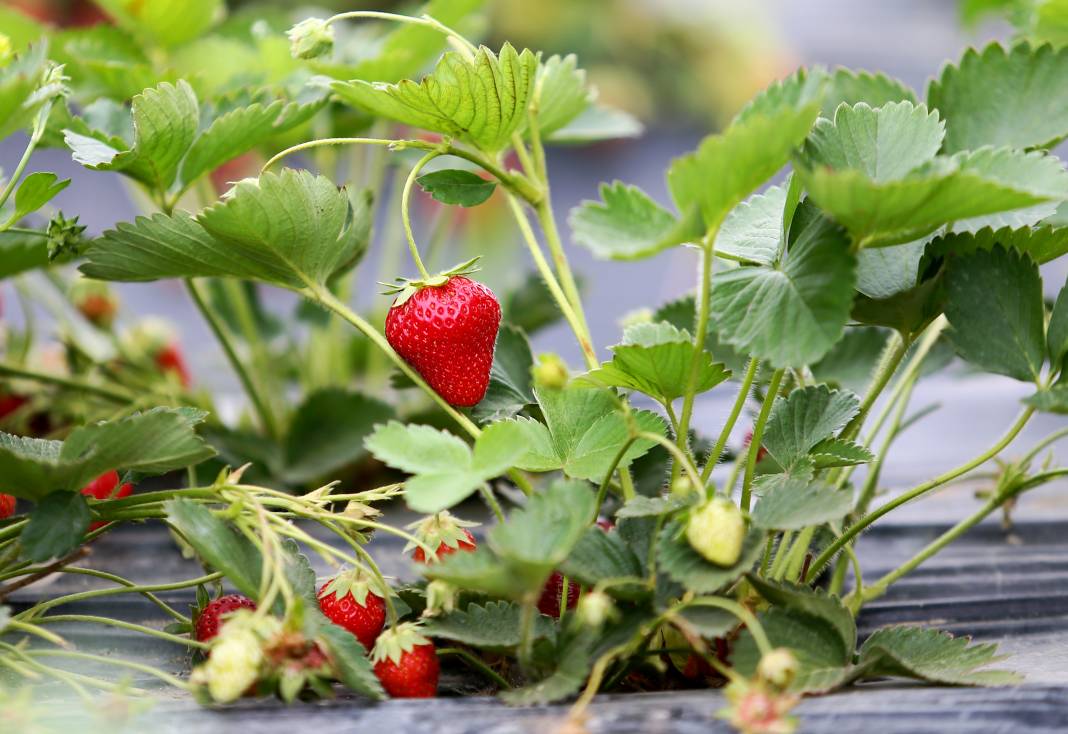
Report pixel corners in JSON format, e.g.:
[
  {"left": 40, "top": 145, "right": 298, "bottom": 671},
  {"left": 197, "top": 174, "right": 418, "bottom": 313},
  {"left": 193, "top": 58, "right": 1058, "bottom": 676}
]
[
  {"left": 195, "top": 594, "right": 257, "bottom": 642},
  {"left": 0, "top": 494, "right": 16, "bottom": 520},
  {"left": 69, "top": 278, "right": 119, "bottom": 329},
  {"left": 155, "top": 344, "right": 191, "bottom": 387},
  {"left": 537, "top": 571, "right": 581, "bottom": 618},
  {"left": 407, "top": 511, "right": 478, "bottom": 564},
  {"left": 0, "top": 393, "right": 27, "bottom": 420},
  {"left": 384, "top": 269, "right": 501, "bottom": 407},
  {"left": 317, "top": 568, "right": 387, "bottom": 649},
  {"left": 125, "top": 319, "right": 192, "bottom": 387},
  {"left": 81, "top": 470, "right": 134, "bottom": 530},
  {"left": 742, "top": 428, "right": 769, "bottom": 462},
  {"left": 371, "top": 623, "right": 439, "bottom": 698}
]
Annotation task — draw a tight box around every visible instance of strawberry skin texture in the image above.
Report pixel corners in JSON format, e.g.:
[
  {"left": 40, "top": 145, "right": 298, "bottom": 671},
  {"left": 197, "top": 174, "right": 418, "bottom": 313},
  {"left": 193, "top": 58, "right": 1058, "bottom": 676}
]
[
  {"left": 0, "top": 494, "right": 15, "bottom": 520},
  {"left": 536, "top": 571, "right": 581, "bottom": 618},
  {"left": 385, "top": 277, "right": 501, "bottom": 407},
  {"left": 81, "top": 471, "right": 134, "bottom": 531},
  {"left": 195, "top": 594, "right": 257, "bottom": 642},
  {"left": 317, "top": 582, "right": 387, "bottom": 649},
  {"left": 412, "top": 528, "right": 477, "bottom": 564},
  {"left": 374, "top": 643, "right": 439, "bottom": 698}
]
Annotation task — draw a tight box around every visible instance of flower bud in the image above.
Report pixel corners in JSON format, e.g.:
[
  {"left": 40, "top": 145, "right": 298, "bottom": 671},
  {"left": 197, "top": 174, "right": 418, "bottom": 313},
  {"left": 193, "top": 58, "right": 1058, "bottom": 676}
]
[
  {"left": 532, "top": 353, "right": 569, "bottom": 390},
  {"left": 423, "top": 579, "right": 458, "bottom": 617},
  {"left": 685, "top": 497, "right": 745, "bottom": 566},
  {"left": 757, "top": 647, "right": 798, "bottom": 689},
  {"left": 287, "top": 18, "right": 334, "bottom": 60},
  {"left": 670, "top": 475, "right": 697, "bottom": 499},
  {"left": 576, "top": 590, "right": 616, "bottom": 628}
]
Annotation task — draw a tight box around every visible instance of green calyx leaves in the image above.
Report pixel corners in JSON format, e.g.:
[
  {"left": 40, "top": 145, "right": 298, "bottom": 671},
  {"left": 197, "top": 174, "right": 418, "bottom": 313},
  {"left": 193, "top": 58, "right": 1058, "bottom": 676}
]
[
  {"left": 379, "top": 257, "right": 481, "bottom": 307},
  {"left": 82, "top": 169, "right": 370, "bottom": 293}
]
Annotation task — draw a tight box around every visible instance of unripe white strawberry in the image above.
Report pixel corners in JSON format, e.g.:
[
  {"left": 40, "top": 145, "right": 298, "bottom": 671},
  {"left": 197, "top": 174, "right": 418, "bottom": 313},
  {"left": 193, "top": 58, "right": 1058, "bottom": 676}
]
[{"left": 686, "top": 497, "right": 745, "bottom": 566}]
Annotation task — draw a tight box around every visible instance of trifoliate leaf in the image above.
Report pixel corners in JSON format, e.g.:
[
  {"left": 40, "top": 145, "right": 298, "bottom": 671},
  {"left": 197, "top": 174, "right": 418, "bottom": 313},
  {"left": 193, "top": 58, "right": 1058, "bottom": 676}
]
[
  {"left": 928, "top": 42, "right": 1068, "bottom": 152},
  {"left": 668, "top": 68, "right": 823, "bottom": 231},
  {"left": 415, "top": 169, "right": 496, "bottom": 207},
  {"left": 21, "top": 492, "right": 91, "bottom": 562},
  {"left": 732, "top": 607, "right": 853, "bottom": 693},
  {"left": 1048, "top": 281, "right": 1068, "bottom": 369},
  {"left": 91, "top": 0, "right": 223, "bottom": 48},
  {"left": 282, "top": 389, "right": 394, "bottom": 484},
  {"left": 762, "top": 384, "right": 862, "bottom": 470},
  {"left": 857, "top": 626, "right": 1021, "bottom": 685},
  {"left": 0, "top": 408, "right": 214, "bottom": 502},
  {"left": 580, "top": 321, "right": 730, "bottom": 403},
  {"left": 3, "top": 172, "right": 69, "bottom": 228},
  {"left": 422, "top": 601, "right": 554, "bottom": 650},
  {"left": 545, "top": 104, "right": 643, "bottom": 143},
  {"left": 82, "top": 170, "right": 369, "bottom": 291},
  {"left": 802, "top": 101, "right": 944, "bottom": 182},
  {"left": 799, "top": 146, "right": 1068, "bottom": 247},
  {"left": 509, "top": 385, "right": 666, "bottom": 481},
  {"left": 364, "top": 420, "right": 525, "bottom": 513},
  {"left": 709, "top": 201, "right": 856, "bottom": 368},
  {"left": 473, "top": 324, "right": 535, "bottom": 422},
  {"left": 751, "top": 477, "right": 853, "bottom": 530},
  {"left": 925, "top": 224, "right": 1068, "bottom": 265},
  {"left": 534, "top": 54, "right": 593, "bottom": 136},
  {"left": 1023, "top": 385, "right": 1068, "bottom": 413},
  {"left": 747, "top": 575, "right": 857, "bottom": 656},
  {"left": 945, "top": 246, "right": 1046, "bottom": 382},
  {"left": 821, "top": 67, "right": 917, "bottom": 117},
  {"left": 332, "top": 43, "right": 538, "bottom": 152},
  {"left": 657, "top": 521, "right": 765, "bottom": 594},
  {"left": 569, "top": 181, "right": 702, "bottom": 260},
  {"left": 714, "top": 183, "right": 789, "bottom": 266}
]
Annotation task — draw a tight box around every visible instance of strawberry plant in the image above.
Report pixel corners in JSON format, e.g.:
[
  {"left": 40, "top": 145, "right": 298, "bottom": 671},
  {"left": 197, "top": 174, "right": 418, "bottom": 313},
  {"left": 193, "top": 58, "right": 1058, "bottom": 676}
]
[{"left": 2, "top": 3, "right": 1068, "bottom": 732}]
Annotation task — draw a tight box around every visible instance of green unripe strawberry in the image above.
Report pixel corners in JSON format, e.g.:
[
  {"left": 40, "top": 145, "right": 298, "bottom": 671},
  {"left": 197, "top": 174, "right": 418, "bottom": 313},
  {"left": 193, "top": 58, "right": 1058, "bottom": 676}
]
[
  {"left": 531, "top": 353, "right": 569, "bottom": 390},
  {"left": 685, "top": 497, "right": 745, "bottom": 566}
]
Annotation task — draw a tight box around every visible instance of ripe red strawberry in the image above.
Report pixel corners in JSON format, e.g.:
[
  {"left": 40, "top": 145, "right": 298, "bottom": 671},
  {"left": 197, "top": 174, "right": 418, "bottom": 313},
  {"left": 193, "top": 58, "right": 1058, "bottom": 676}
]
[
  {"left": 155, "top": 344, "right": 191, "bottom": 387},
  {"left": 371, "top": 623, "right": 439, "bottom": 698},
  {"left": 0, "top": 393, "right": 27, "bottom": 420},
  {"left": 81, "top": 470, "right": 134, "bottom": 531},
  {"left": 537, "top": 571, "right": 581, "bottom": 618},
  {"left": 317, "top": 569, "right": 387, "bottom": 649},
  {"left": 194, "top": 594, "right": 257, "bottom": 642},
  {"left": 385, "top": 275, "right": 501, "bottom": 407},
  {"left": 407, "top": 511, "right": 479, "bottom": 564},
  {"left": 0, "top": 494, "right": 16, "bottom": 520}
]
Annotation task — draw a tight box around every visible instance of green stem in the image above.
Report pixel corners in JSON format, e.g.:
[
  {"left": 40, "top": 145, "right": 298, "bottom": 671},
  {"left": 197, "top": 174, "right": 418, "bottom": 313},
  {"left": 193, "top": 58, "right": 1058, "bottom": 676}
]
[
  {"left": 766, "top": 531, "right": 795, "bottom": 580},
  {"left": 32, "top": 615, "right": 208, "bottom": 650},
  {"left": 674, "top": 240, "right": 716, "bottom": 487},
  {"left": 638, "top": 431, "right": 704, "bottom": 492},
  {"left": 184, "top": 280, "right": 281, "bottom": 440},
  {"left": 0, "top": 361, "right": 136, "bottom": 403},
  {"left": 781, "top": 526, "right": 814, "bottom": 582},
  {"left": 436, "top": 647, "right": 511, "bottom": 689},
  {"left": 676, "top": 596, "right": 772, "bottom": 656},
  {"left": 401, "top": 151, "right": 439, "bottom": 280},
  {"left": 839, "top": 330, "right": 910, "bottom": 443},
  {"left": 702, "top": 357, "right": 759, "bottom": 488},
  {"left": 29, "top": 649, "right": 189, "bottom": 690},
  {"left": 807, "top": 406, "right": 1036, "bottom": 582},
  {"left": 0, "top": 107, "right": 46, "bottom": 213},
  {"left": 596, "top": 437, "right": 638, "bottom": 519},
  {"left": 741, "top": 368, "right": 785, "bottom": 513},
  {"left": 324, "top": 10, "right": 479, "bottom": 55}
]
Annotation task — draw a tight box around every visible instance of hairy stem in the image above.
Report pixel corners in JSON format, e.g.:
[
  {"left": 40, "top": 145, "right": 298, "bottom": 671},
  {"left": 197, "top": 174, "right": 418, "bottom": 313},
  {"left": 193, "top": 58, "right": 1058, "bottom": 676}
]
[
  {"left": 702, "top": 357, "right": 760, "bottom": 489},
  {"left": 741, "top": 368, "right": 785, "bottom": 513},
  {"left": 400, "top": 151, "right": 440, "bottom": 280}
]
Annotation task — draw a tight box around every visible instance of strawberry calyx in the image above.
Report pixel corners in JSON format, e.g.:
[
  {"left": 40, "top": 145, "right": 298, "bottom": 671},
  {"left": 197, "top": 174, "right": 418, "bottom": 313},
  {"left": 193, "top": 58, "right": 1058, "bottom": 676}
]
[
  {"left": 380, "top": 257, "right": 481, "bottom": 308},
  {"left": 404, "top": 511, "right": 479, "bottom": 558},
  {"left": 371, "top": 622, "right": 432, "bottom": 666},
  {"left": 318, "top": 567, "right": 387, "bottom": 607}
]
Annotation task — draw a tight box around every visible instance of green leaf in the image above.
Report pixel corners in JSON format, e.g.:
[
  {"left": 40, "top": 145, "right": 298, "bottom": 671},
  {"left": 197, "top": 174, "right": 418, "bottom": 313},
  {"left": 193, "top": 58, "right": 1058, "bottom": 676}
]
[
  {"left": 0, "top": 44, "right": 56, "bottom": 139},
  {"left": 0, "top": 231, "right": 48, "bottom": 278},
  {"left": 858, "top": 626, "right": 1021, "bottom": 685},
  {"left": 92, "top": 0, "right": 223, "bottom": 48},
  {"left": 747, "top": 575, "right": 857, "bottom": 655},
  {"left": 545, "top": 104, "right": 643, "bottom": 143},
  {"left": 499, "top": 633, "right": 592, "bottom": 705},
  {"left": 503, "top": 273, "right": 568, "bottom": 334},
  {"left": 1023, "top": 385, "right": 1068, "bottom": 413},
  {"left": 811, "top": 327, "right": 893, "bottom": 392},
  {"left": 473, "top": 324, "right": 535, "bottom": 423},
  {"left": 559, "top": 527, "right": 644, "bottom": 590},
  {"left": 762, "top": 384, "right": 861, "bottom": 469},
  {"left": 424, "top": 546, "right": 530, "bottom": 599},
  {"left": 821, "top": 68, "right": 917, "bottom": 117},
  {"left": 799, "top": 147, "right": 1068, "bottom": 247},
  {"left": 0, "top": 408, "right": 214, "bottom": 502},
  {"left": 416, "top": 169, "right": 496, "bottom": 207},
  {"left": 4, "top": 172, "right": 69, "bottom": 226},
  {"left": 316, "top": 623, "right": 386, "bottom": 700},
  {"left": 752, "top": 477, "right": 853, "bottom": 530},
  {"left": 928, "top": 42, "right": 1068, "bottom": 153},
  {"left": 926, "top": 224, "right": 1068, "bottom": 265},
  {"left": 165, "top": 498, "right": 261, "bottom": 599},
  {"left": 810, "top": 437, "right": 875, "bottom": 468},
  {"left": 615, "top": 495, "right": 689, "bottom": 519},
  {"left": 657, "top": 521, "right": 765, "bottom": 594},
  {"left": 668, "top": 69, "right": 823, "bottom": 231},
  {"left": 945, "top": 246, "right": 1046, "bottom": 381},
  {"left": 1048, "top": 281, "right": 1068, "bottom": 369},
  {"left": 855, "top": 237, "right": 930, "bottom": 300},
  {"left": 580, "top": 322, "right": 730, "bottom": 403},
  {"left": 534, "top": 54, "right": 593, "bottom": 136},
  {"left": 802, "top": 101, "right": 944, "bottom": 182},
  {"left": 709, "top": 201, "right": 857, "bottom": 368},
  {"left": 82, "top": 170, "right": 368, "bottom": 291},
  {"left": 332, "top": 43, "right": 538, "bottom": 152},
  {"left": 675, "top": 604, "right": 738, "bottom": 638},
  {"left": 65, "top": 81, "right": 199, "bottom": 193},
  {"left": 365, "top": 421, "right": 525, "bottom": 513},
  {"left": 569, "top": 181, "right": 701, "bottom": 261},
  {"left": 714, "top": 184, "right": 789, "bottom": 266},
  {"left": 282, "top": 389, "right": 394, "bottom": 484},
  {"left": 733, "top": 607, "right": 854, "bottom": 693},
  {"left": 510, "top": 386, "right": 666, "bottom": 481},
  {"left": 422, "top": 601, "right": 555, "bottom": 650},
  {"left": 20, "top": 492, "right": 91, "bottom": 562}
]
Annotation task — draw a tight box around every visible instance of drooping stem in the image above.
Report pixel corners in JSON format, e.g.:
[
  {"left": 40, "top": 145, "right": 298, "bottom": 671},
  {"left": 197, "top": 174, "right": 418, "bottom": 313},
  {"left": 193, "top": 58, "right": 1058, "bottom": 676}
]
[
  {"left": 436, "top": 647, "right": 511, "bottom": 689},
  {"left": 702, "top": 357, "right": 760, "bottom": 488},
  {"left": 400, "top": 151, "right": 439, "bottom": 280},
  {"left": 324, "top": 11, "right": 479, "bottom": 56},
  {"left": 32, "top": 614, "right": 208, "bottom": 650},
  {"left": 839, "top": 329, "right": 910, "bottom": 442},
  {"left": 533, "top": 197, "right": 594, "bottom": 359},
  {"left": 807, "top": 406, "right": 1036, "bottom": 582},
  {"left": 740, "top": 368, "right": 785, "bottom": 513},
  {"left": 0, "top": 361, "right": 137, "bottom": 403},
  {"left": 29, "top": 649, "right": 190, "bottom": 690}
]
